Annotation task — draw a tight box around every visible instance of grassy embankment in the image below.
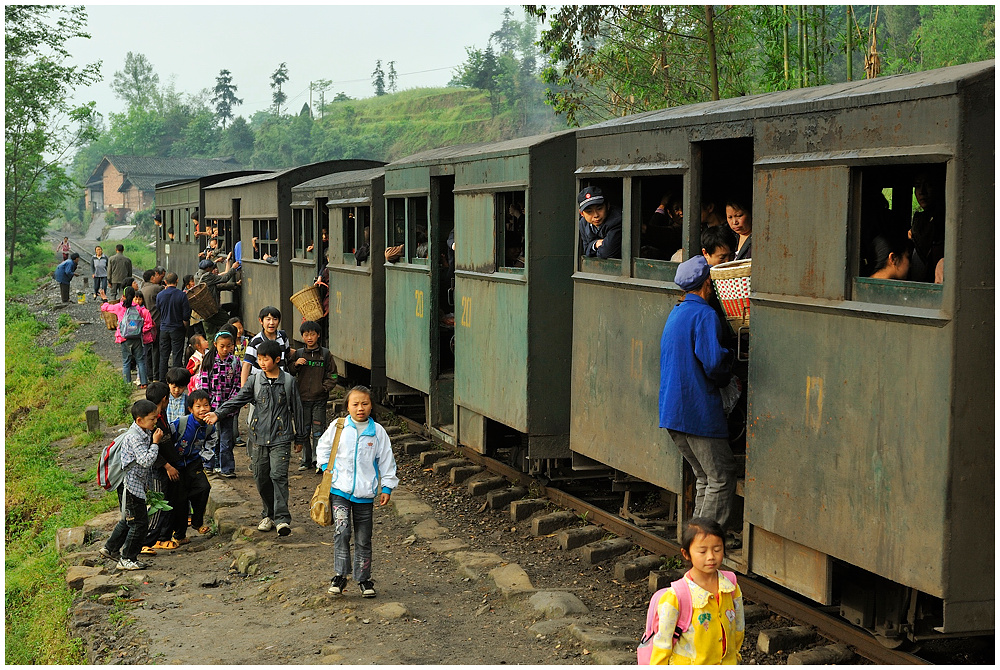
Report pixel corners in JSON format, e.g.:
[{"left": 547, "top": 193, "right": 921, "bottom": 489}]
[
  {"left": 318, "top": 87, "right": 567, "bottom": 162},
  {"left": 5, "top": 243, "right": 133, "bottom": 664}
]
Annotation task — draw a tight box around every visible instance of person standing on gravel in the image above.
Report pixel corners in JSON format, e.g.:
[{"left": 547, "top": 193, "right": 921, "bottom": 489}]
[
  {"left": 53, "top": 252, "right": 80, "bottom": 303},
  {"left": 92, "top": 246, "right": 109, "bottom": 301},
  {"left": 315, "top": 385, "right": 398, "bottom": 599},
  {"left": 206, "top": 340, "right": 306, "bottom": 537},
  {"left": 141, "top": 267, "right": 165, "bottom": 381},
  {"left": 107, "top": 244, "right": 133, "bottom": 303},
  {"left": 156, "top": 273, "right": 191, "bottom": 381},
  {"left": 658, "top": 255, "right": 739, "bottom": 549},
  {"left": 56, "top": 236, "right": 71, "bottom": 260}
]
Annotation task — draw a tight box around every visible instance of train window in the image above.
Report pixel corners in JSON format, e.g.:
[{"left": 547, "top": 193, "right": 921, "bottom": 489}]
[
  {"left": 578, "top": 178, "right": 623, "bottom": 264},
  {"left": 635, "top": 175, "right": 683, "bottom": 261},
  {"left": 387, "top": 198, "right": 406, "bottom": 257},
  {"left": 495, "top": 191, "right": 525, "bottom": 270},
  {"left": 341, "top": 208, "right": 357, "bottom": 256},
  {"left": 291, "top": 208, "right": 315, "bottom": 261},
  {"left": 167, "top": 210, "right": 175, "bottom": 242},
  {"left": 213, "top": 219, "right": 232, "bottom": 256},
  {"left": 341, "top": 206, "right": 370, "bottom": 265},
  {"left": 355, "top": 207, "right": 370, "bottom": 265},
  {"left": 409, "top": 197, "right": 429, "bottom": 263},
  {"left": 251, "top": 218, "right": 278, "bottom": 261},
  {"left": 184, "top": 208, "right": 191, "bottom": 243},
  {"left": 854, "top": 164, "right": 946, "bottom": 283}
]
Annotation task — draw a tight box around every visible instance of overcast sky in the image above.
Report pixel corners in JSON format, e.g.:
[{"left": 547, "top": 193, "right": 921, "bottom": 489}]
[{"left": 68, "top": 4, "right": 527, "bottom": 118}]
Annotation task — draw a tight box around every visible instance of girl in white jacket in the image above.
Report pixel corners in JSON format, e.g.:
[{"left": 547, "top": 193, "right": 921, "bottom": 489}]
[{"left": 315, "top": 385, "right": 398, "bottom": 598}]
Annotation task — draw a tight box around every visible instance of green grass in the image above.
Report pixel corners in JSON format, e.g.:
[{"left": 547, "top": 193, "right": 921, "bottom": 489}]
[
  {"left": 4, "top": 254, "right": 133, "bottom": 664},
  {"left": 4, "top": 244, "right": 56, "bottom": 299},
  {"left": 119, "top": 238, "right": 156, "bottom": 275}
]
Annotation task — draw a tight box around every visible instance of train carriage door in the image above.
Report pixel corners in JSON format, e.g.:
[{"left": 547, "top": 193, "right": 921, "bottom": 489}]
[{"left": 430, "top": 175, "right": 456, "bottom": 429}]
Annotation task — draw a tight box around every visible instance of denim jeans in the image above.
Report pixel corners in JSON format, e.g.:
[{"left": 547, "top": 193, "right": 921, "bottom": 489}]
[
  {"left": 668, "top": 429, "right": 737, "bottom": 529},
  {"left": 301, "top": 400, "right": 328, "bottom": 467},
  {"left": 159, "top": 328, "right": 186, "bottom": 381},
  {"left": 105, "top": 488, "right": 149, "bottom": 561},
  {"left": 331, "top": 495, "right": 374, "bottom": 581},
  {"left": 251, "top": 441, "right": 291, "bottom": 524},
  {"left": 121, "top": 338, "right": 148, "bottom": 385},
  {"left": 204, "top": 415, "right": 236, "bottom": 474},
  {"left": 93, "top": 276, "right": 108, "bottom": 298}
]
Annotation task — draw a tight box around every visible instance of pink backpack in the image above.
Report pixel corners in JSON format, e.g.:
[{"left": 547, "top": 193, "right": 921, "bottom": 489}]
[{"left": 636, "top": 570, "right": 738, "bottom": 664}]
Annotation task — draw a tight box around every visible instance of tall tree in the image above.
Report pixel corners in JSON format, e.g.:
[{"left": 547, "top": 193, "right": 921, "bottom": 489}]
[
  {"left": 271, "top": 62, "right": 289, "bottom": 115},
  {"left": 213, "top": 69, "right": 243, "bottom": 128},
  {"left": 387, "top": 61, "right": 398, "bottom": 93},
  {"left": 5, "top": 5, "right": 100, "bottom": 275},
  {"left": 371, "top": 60, "right": 386, "bottom": 96},
  {"left": 310, "top": 78, "right": 332, "bottom": 118},
  {"left": 111, "top": 51, "right": 159, "bottom": 109}
]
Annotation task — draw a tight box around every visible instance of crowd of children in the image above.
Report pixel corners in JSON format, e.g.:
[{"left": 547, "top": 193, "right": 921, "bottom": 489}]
[{"left": 100, "top": 302, "right": 398, "bottom": 600}]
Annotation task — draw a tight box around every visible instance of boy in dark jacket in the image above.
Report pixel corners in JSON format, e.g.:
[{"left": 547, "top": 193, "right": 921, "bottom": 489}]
[
  {"left": 142, "top": 382, "right": 184, "bottom": 551},
  {"left": 290, "top": 320, "right": 338, "bottom": 472},
  {"left": 170, "top": 390, "right": 215, "bottom": 542},
  {"left": 207, "top": 340, "right": 306, "bottom": 537}
]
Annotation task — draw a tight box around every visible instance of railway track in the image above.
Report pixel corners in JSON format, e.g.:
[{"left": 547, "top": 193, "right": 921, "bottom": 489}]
[{"left": 386, "top": 408, "right": 931, "bottom": 665}]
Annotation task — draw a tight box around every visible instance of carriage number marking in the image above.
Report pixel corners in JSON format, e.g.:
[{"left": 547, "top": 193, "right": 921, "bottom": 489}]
[
  {"left": 335, "top": 291, "right": 342, "bottom": 314},
  {"left": 461, "top": 296, "right": 472, "bottom": 328},
  {"left": 415, "top": 290, "right": 424, "bottom": 318}
]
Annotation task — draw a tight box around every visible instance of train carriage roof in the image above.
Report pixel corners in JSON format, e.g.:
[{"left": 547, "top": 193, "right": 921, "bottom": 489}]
[
  {"left": 387, "top": 129, "right": 576, "bottom": 168},
  {"left": 292, "top": 166, "right": 386, "bottom": 191},
  {"left": 579, "top": 60, "right": 994, "bottom": 137}
]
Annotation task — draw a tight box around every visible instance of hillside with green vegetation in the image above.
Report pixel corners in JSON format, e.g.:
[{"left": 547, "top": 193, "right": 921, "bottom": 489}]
[{"left": 306, "top": 88, "right": 566, "bottom": 161}]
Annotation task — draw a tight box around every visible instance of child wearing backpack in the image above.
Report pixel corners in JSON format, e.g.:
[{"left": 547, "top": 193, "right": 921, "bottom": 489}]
[
  {"left": 289, "top": 320, "right": 338, "bottom": 472},
  {"left": 165, "top": 367, "right": 191, "bottom": 423},
  {"left": 206, "top": 339, "right": 306, "bottom": 537},
  {"left": 315, "top": 385, "right": 398, "bottom": 598},
  {"left": 99, "top": 400, "right": 163, "bottom": 571},
  {"left": 101, "top": 286, "right": 154, "bottom": 388},
  {"left": 170, "top": 390, "right": 216, "bottom": 541},
  {"left": 640, "top": 517, "right": 744, "bottom": 665},
  {"left": 185, "top": 334, "right": 209, "bottom": 392}
]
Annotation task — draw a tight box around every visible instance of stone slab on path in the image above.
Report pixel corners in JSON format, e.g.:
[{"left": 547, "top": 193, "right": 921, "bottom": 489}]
[{"left": 528, "top": 591, "right": 590, "bottom": 618}]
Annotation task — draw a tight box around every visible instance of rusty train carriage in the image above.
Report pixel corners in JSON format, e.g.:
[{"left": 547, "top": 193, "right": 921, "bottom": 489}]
[
  {"left": 570, "top": 60, "right": 994, "bottom": 638},
  {"left": 202, "top": 160, "right": 382, "bottom": 336},
  {"left": 291, "top": 167, "right": 388, "bottom": 391},
  {"left": 155, "top": 171, "right": 268, "bottom": 281}
]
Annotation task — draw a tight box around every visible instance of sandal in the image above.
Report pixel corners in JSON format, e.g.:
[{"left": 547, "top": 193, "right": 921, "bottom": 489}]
[
  {"left": 172, "top": 534, "right": 191, "bottom": 545},
  {"left": 152, "top": 539, "right": 179, "bottom": 550},
  {"left": 198, "top": 525, "right": 211, "bottom": 535},
  {"left": 140, "top": 546, "right": 157, "bottom": 555}
]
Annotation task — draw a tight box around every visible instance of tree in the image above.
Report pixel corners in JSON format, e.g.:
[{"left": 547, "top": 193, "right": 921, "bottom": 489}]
[
  {"left": 917, "top": 5, "right": 995, "bottom": 69},
  {"left": 310, "top": 78, "right": 332, "bottom": 118},
  {"left": 111, "top": 51, "right": 159, "bottom": 109},
  {"left": 333, "top": 91, "right": 352, "bottom": 102},
  {"left": 213, "top": 69, "right": 243, "bottom": 128},
  {"left": 5, "top": 5, "right": 100, "bottom": 275},
  {"left": 372, "top": 60, "right": 386, "bottom": 96},
  {"left": 271, "top": 62, "right": 289, "bottom": 115},
  {"left": 387, "top": 61, "right": 398, "bottom": 93},
  {"left": 221, "top": 116, "right": 254, "bottom": 164}
]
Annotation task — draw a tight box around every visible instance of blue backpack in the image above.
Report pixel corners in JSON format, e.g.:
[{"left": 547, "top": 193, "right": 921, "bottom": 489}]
[{"left": 117, "top": 306, "right": 143, "bottom": 340}]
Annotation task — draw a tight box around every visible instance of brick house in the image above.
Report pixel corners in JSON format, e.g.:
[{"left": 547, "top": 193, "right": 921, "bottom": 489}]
[{"left": 84, "top": 155, "right": 244, "bottom": 215}]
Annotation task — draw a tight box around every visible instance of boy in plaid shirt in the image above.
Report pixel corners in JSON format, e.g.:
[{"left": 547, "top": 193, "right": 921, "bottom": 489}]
[{"left": 100, "top": 400, "right": 163, "bottom": 571}]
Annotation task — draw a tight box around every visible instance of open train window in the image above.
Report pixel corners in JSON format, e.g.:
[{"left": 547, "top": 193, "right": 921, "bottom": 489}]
[
  {"left": 213, "top": 219, "right": 232, "bottom": 257},
  {"left": 251, "top": 218, "right": 278, "bottom": 261},
  {"left": 851, "top": 163, "right": 945, "bottom": 308},
  {"left": 340, "top": 206, "right": 370, "bottom": 265},
  {"left": 577, "top": 178, "right": 623, "bottom": 271},
  {"left": 634, "top": 175, "right": 684, "bottom": 261},
  {"left": 184, "top": 208, "right": 191, "bottom": 243},
  {"left": 495, "top": 190, "right": 525, "bottom": 271},
  {"left": 291, "top": 208, "right": 315, "bottom": 261}
]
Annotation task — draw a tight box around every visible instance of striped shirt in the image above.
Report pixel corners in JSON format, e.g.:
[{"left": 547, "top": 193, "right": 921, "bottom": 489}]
[
  {"left": 118, "top": 421, "right": 160, "bottom": 499},
  {"left": 244, "top": 330, "right": 290, "bottom": 374}
]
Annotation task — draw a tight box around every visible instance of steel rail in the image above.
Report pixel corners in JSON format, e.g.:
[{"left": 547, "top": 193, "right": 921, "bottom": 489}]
[{"left": 389, "top": 409, "right": 930, "bottom": 665}]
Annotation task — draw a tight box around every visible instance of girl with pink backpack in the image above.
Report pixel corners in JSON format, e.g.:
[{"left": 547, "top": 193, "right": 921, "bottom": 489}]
[{"left": 637, "top": 518, "right": 744, "bottom": 664}]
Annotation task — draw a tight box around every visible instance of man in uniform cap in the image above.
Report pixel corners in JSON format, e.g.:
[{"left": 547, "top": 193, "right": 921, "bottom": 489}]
[
  {"left": 577, "top": 186, "right": 623, "bottom": 259},
  {"left": 658, "top": 255, "right": 740, "bottom": 548}
]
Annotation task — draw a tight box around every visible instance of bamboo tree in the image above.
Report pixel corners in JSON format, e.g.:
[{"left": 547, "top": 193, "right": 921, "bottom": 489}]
[
  {"left": 798, "top": 5, "right": 805, "bottom": 87},
  {"left": 783, "top": 5, "right": 790, "bottom": 85},
  {"left": 705, "top": 5, "right": 720, "bottom": 100},
  {"left": 846, "top": 6, "right": 853, "bottom": 81}
]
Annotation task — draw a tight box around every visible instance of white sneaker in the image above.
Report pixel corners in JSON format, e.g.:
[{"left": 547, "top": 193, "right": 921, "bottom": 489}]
[
  {"left": 276, "top": 522, "right": 291, "bottom": 536},
  {"left": 257, "top": 517, "right": 274, "bottom": 532},
  {"left": 116, "top": 558, "right": 146, "bottom": 571}
]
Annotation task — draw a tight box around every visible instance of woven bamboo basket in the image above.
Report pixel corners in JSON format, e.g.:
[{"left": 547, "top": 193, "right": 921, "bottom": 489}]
[
  {"left": 101, "top": 310, "right": 119, "bottom": 330},
  {"left": 187, "top": 283, "right": 219, "bottom": 318},
  {"left": 710, "top": 259, "right": 752, "bottom": 328},
  {"left": 291, "top": 285, "right": 324, "bottom": 321}
]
